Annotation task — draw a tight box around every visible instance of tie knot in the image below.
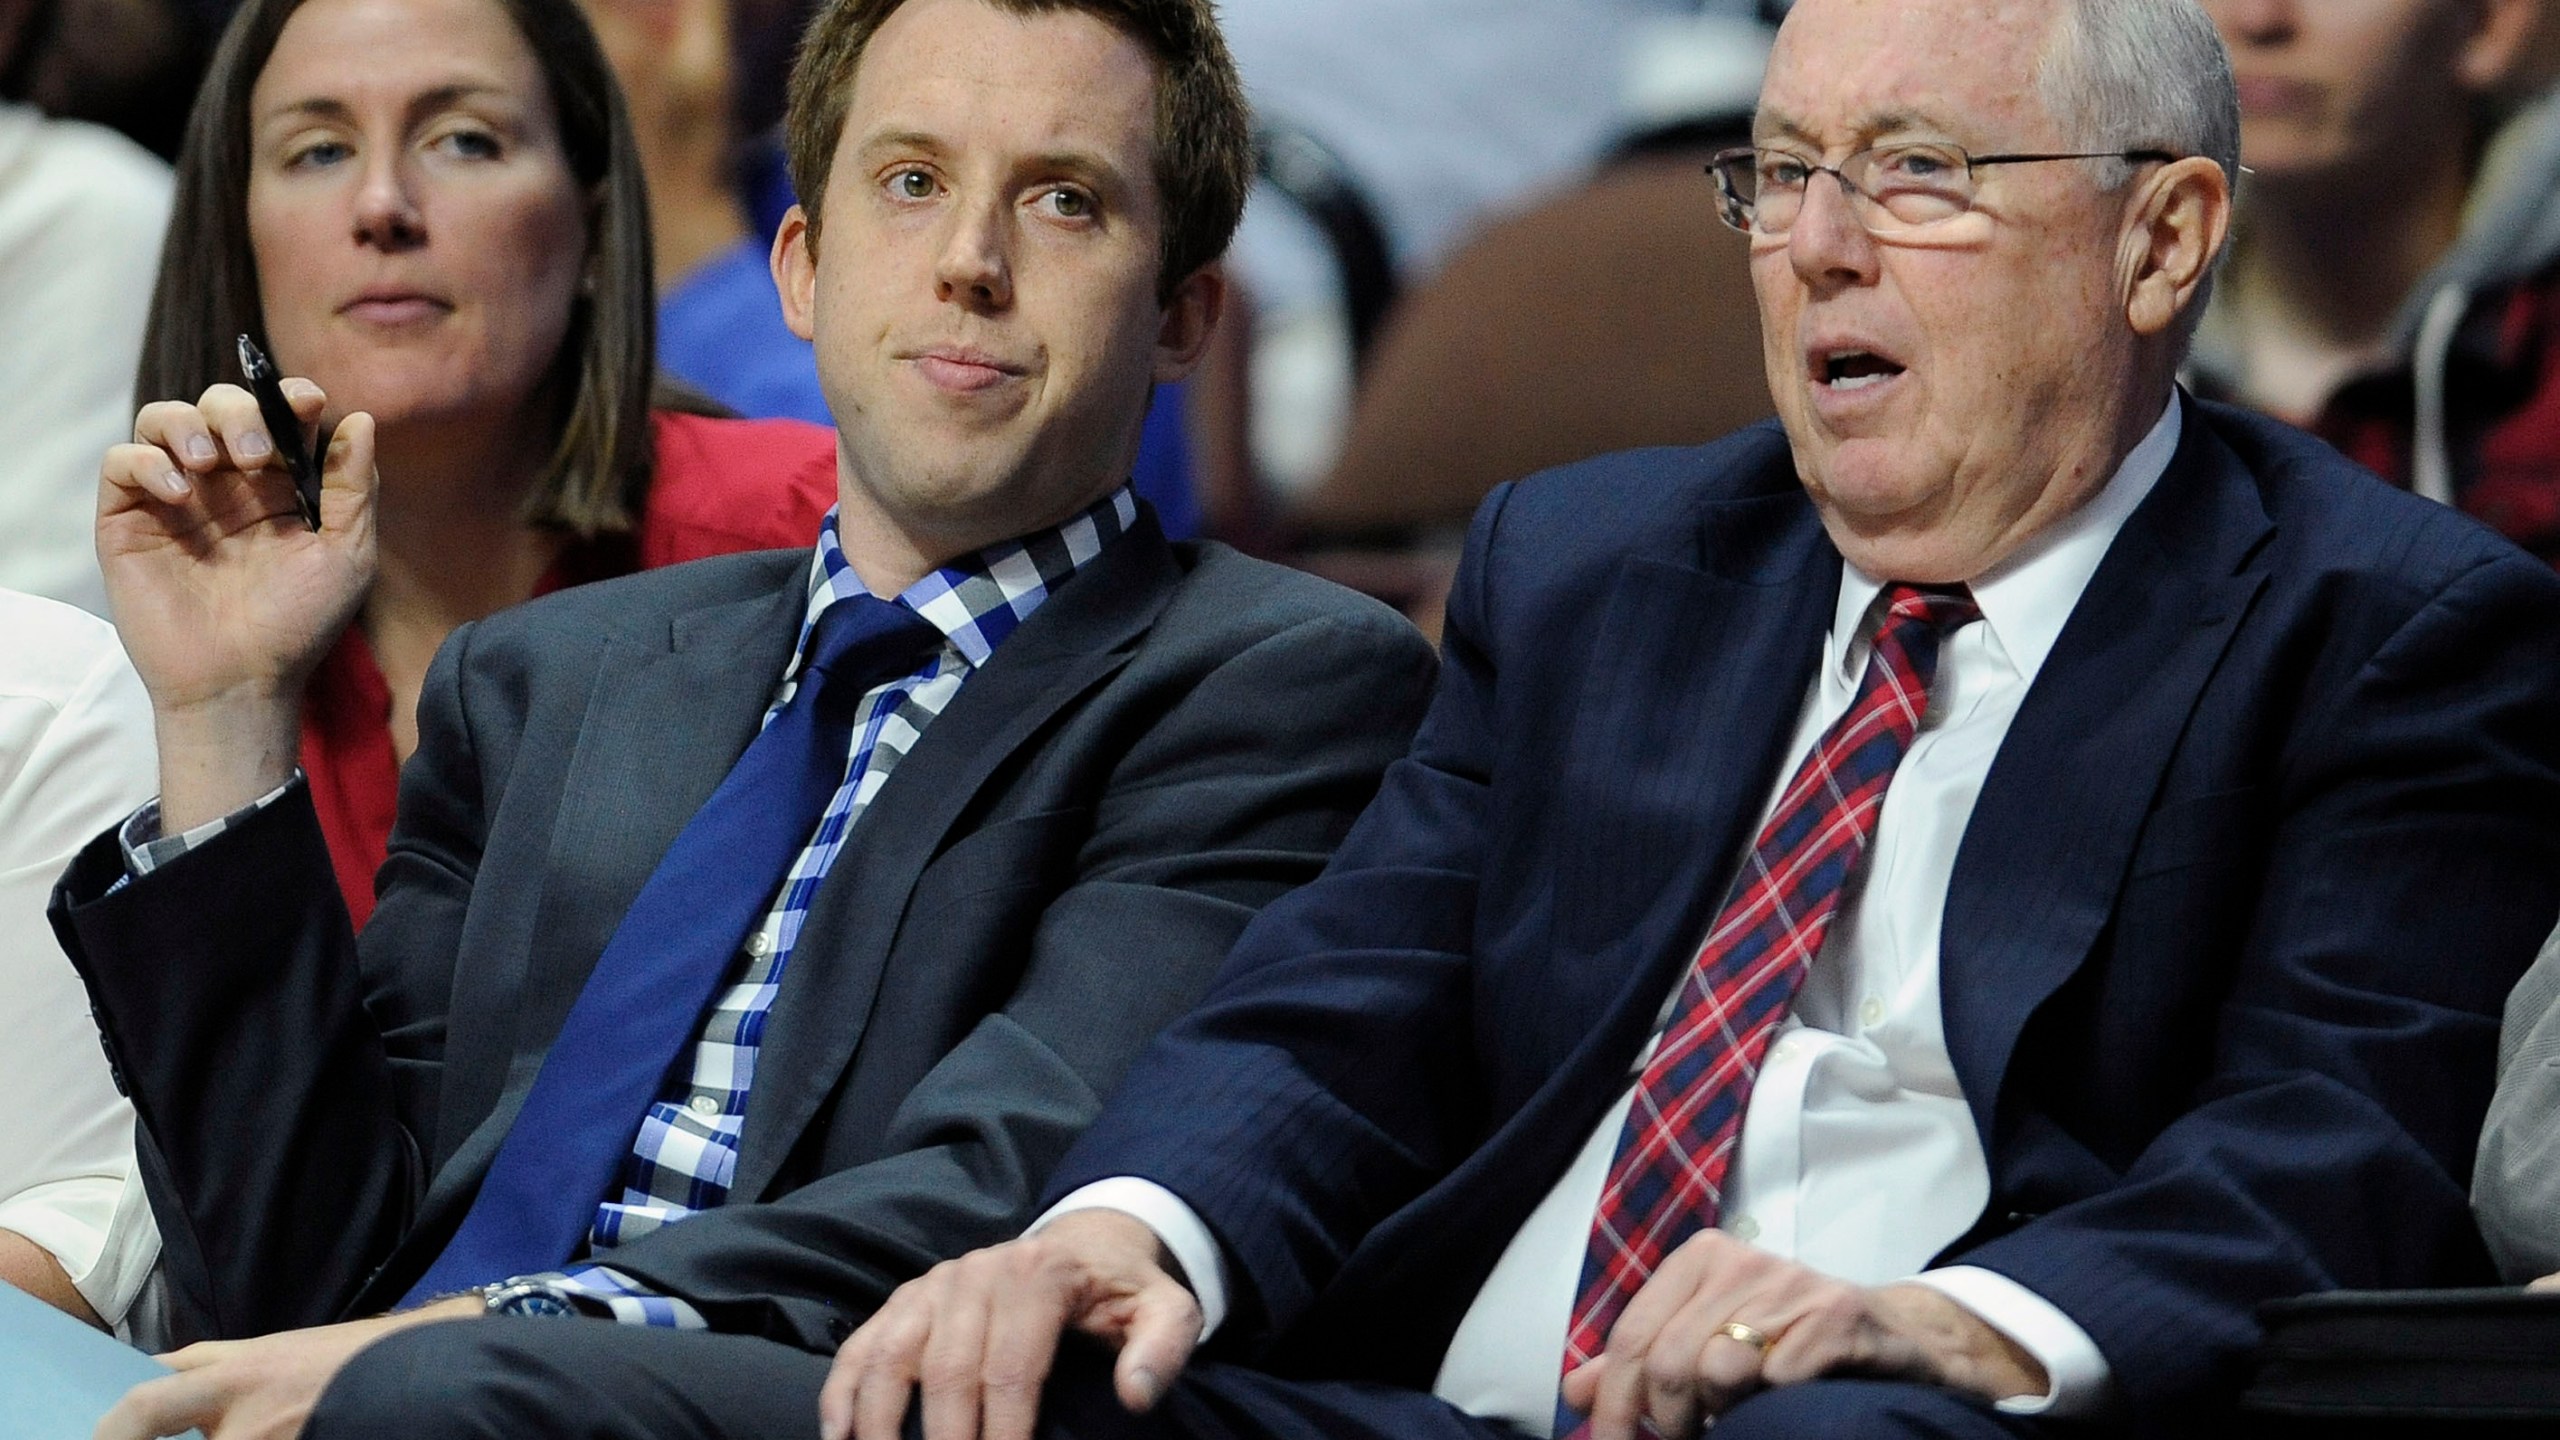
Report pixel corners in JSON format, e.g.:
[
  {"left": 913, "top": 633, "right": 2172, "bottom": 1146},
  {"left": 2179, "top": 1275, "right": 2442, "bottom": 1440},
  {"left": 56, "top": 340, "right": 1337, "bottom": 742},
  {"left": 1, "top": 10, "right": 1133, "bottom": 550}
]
[
  {"left": 798, "top": 593, "right": 944, "bottom": 705},
  {"left": 1877, "top": 582, "right": 1981, "bottom": 640}
]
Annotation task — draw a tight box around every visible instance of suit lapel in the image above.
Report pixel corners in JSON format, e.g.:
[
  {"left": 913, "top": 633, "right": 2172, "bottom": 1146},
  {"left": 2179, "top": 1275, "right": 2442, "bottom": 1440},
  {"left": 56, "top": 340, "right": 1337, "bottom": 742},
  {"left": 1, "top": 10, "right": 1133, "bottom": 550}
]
[
  {"left": 1940, "top": 398, "right": 2273, "bottom": 1136},
  {"left": 1539, "top": 461, "right": 1842, "bottom": 1087},
  {"left": 730, "top": 519, "right": 1183, "bottom": 1199},
  {"left": 416, "top": 565, "right": 809, "bottom": 1242}
]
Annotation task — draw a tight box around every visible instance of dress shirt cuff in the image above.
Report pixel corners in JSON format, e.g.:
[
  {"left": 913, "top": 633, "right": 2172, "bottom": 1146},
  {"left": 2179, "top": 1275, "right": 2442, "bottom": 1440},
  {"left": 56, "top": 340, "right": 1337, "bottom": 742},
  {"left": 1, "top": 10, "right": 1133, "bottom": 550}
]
[
  {"left": 501, "top": 1266, "right": 707, "bottom": 1329},
  {"left": 1903, "top": 1266, "right": 2111, "bottom": 1417},
  {"left": 118, "top": 774, "right": 304, "bottom": 877},
  {"left": 1031, "top": 1178, "right": 1228, "bottom": 1342}
]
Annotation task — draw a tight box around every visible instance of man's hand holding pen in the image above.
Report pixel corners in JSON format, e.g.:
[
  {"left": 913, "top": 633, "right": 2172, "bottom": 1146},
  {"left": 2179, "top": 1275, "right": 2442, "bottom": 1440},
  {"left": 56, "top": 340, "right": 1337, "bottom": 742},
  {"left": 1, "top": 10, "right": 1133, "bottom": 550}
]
[{"left": 99, "top": 374, "right": 378, "bottom": 833}]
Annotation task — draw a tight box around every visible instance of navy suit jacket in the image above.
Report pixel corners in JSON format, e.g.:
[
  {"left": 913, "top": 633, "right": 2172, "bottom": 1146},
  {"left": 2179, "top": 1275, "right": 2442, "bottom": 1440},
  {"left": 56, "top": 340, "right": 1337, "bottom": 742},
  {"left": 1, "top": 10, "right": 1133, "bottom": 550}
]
[{"left": 1049, "top": 399, "right": 2560, "bottom": 1432}]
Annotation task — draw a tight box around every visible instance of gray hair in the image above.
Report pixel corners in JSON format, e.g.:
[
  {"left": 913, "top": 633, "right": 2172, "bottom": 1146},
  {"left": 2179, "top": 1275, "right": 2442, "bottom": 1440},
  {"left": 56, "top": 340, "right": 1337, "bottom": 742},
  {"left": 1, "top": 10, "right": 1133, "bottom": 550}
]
[{"left": 2037, "top": 0, "right": 2241, "bottom": 188}]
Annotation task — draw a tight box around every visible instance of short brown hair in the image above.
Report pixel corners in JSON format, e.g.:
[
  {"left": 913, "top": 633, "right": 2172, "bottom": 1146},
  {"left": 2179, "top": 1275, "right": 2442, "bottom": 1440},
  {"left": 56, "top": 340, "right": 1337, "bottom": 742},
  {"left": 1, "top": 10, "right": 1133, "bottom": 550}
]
[
  {"left": 136, "top": 0, "right": 659, "bottom": 537},
  {"left": 783, "top": 0, "right": 1251, "bottom": 300}
]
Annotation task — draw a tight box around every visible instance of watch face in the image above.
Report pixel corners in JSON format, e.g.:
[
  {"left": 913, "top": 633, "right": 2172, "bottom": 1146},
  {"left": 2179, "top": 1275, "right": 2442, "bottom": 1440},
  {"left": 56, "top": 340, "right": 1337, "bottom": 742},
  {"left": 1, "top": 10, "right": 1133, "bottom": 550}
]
[{"left": 490, "top": 1284, "right": 579, "bottom": 1318}]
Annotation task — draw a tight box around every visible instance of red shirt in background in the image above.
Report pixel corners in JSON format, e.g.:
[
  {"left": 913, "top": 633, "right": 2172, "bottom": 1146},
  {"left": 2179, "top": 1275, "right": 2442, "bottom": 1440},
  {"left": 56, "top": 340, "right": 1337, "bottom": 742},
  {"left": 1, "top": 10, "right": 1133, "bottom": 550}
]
[{"left": 301, "top": 409, "right": 840, "bottom": 928}]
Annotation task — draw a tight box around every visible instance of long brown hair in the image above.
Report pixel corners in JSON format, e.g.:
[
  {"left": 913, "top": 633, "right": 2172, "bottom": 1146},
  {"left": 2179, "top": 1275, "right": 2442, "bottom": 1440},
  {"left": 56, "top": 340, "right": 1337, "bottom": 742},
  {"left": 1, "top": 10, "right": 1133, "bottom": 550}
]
[{"left": 135, "top": 0, "right": 659, "bottom": 535}]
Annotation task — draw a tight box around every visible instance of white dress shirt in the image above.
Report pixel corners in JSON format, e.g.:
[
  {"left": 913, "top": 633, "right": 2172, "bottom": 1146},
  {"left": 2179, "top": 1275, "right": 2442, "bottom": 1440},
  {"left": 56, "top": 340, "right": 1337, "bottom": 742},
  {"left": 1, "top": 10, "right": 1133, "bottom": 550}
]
[
  {"left": 1046, "top": 398, "right": 2183, "bottom": 1433},
  {"left": 0, "top": 591, "right": 162, "bottom": 1335}
]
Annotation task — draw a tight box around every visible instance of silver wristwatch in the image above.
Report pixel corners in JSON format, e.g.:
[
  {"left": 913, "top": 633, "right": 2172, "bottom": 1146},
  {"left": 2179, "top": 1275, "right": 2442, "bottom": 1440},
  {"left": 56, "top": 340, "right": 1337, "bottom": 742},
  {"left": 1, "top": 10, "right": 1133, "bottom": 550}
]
[{"left": 477, "top": 1277, "right": 582, "bottom": 1317}]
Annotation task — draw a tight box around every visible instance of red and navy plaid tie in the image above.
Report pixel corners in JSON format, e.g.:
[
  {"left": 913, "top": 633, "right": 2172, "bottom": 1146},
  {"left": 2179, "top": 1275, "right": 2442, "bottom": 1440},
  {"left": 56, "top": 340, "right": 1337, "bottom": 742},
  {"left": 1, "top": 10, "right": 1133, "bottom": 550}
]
[{"left": 1561, "top": 582, "right": 1981, "bottom": 1405}]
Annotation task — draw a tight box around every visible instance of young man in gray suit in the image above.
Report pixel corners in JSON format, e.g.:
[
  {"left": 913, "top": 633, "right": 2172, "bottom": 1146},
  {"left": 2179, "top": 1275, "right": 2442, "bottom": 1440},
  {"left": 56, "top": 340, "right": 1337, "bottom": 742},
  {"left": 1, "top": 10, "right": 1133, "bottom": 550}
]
[{"left": 54, "top": 0, "right": 1436, "bottom": 1433}]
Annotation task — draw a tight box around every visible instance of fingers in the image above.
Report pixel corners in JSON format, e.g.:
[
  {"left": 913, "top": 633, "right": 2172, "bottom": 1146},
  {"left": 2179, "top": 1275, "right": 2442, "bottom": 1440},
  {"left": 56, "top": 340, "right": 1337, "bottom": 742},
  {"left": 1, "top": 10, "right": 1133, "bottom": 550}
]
[
  {"left": 1107, "top": 1277, "right": 1202, "bottom": 1413},
  {"left": 822, "top": 1282, "right": 930, "bottom": 1440},
  {"left": 134, "top": 386, "right": 291, "bottom": 477},
  {"left": 1582, "top": 1232, "right": 1842, "bottom": 1440},
  {"left": 916, "top": 1270, "right": 996, "bottom": 1440},
  {"left": 131, "top": 399, "right": 222, "bottom": 477},
  {"left": 320, "top": 409, "right": 381, "bottom": 534},
  {"left": 824, "top": 1221, "right": 1198, "bottom": 1440},
  {"left": 830, "top": 1245, "right": 1081, "bottom": 1440},
  {"left": 93, "top": 1371, "right": 220, "bottom": 1440},
  {"left": 103, "top": 440, "right": 196, "bottom": 508},
  {"left": 112, "top": 383, "right": 349, "bottom": 530},
  {"left": 282, "top": 375, "right": 328, "bottom": 429}
]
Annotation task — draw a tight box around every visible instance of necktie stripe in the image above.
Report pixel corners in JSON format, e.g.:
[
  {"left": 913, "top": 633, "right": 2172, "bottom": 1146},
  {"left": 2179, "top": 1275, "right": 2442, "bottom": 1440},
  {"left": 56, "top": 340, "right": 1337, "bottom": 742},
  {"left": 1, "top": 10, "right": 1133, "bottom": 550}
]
[{"left": 1560, "top": 584, "right": 1980, "bottom": 1402}]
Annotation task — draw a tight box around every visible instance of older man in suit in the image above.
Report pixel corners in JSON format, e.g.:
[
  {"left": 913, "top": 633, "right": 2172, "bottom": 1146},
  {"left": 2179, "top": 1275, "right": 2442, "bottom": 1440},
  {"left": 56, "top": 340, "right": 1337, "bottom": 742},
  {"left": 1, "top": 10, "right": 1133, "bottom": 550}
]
[
  {"left": 49, "top": 0, "right": 1436, "bottom": 1435},
  {"left": 827, "top": 2, "right": 2560, "bottom": 1438}
]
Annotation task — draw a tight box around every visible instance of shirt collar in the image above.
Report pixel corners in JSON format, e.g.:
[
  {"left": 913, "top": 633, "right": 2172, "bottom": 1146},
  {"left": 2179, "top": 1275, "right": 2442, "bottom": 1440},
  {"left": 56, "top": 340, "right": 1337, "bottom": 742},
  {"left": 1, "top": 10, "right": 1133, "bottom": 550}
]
[
  {"left": 793, "top": 484, "right": 1139, "bottom": 677},
  {"left": 1828, "top": 393, "right": 2181, "bottom": 687}
]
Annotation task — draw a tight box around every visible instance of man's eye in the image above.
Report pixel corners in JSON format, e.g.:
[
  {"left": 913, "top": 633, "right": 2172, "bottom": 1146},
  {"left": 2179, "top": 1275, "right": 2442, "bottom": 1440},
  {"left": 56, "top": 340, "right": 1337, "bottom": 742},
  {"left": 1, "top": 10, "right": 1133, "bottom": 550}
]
[
  {"left": 1764, "top": 163, "right": 1812, "bottom": 191},
  {"left": 1041, "top": 188, "right": 1093, "bottom": 219},
  {"left": 890, "top": 169, "right": 936, "bottom": 199},
  {"left": 1878, "top": 148, "right": 1958, "bottom": 182}
]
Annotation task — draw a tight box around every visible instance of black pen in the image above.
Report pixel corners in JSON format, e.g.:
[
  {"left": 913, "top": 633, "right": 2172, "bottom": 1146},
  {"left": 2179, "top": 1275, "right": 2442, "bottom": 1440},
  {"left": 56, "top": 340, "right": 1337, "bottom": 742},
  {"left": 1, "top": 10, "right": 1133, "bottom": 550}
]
[{"left": 236, "top": 334, "right": 322, "bottom": 531}]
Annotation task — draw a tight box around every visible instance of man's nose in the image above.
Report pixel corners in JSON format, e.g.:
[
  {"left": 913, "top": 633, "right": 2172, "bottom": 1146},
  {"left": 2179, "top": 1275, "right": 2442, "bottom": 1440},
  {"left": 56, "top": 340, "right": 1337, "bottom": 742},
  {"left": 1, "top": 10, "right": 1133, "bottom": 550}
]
[
  {"left": 1784, "top": 169, "right": 1879, "bottom": 288},
  {"left": 352, "top": 156, "right": 426, "bottom": 251},
  {"left": 933, "top": 196, "right": 1014, "bottom": 310}
]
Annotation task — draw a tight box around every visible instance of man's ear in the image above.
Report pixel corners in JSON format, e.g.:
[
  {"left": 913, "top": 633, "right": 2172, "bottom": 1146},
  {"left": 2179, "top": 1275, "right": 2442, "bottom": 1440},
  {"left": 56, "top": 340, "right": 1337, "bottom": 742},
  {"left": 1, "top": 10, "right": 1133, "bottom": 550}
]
[
  {"left": 1151, "top": 262, "right": 1229, "bottom": 385},
  {"left": 2121, "top": 157, "right": 2231, "bottom": 340},
  {"left": 2458, "top": 0, "right": 2543, "bottom": 94},
  {"left": 773, "top": 204, "right": 820, "bottom": 343}
]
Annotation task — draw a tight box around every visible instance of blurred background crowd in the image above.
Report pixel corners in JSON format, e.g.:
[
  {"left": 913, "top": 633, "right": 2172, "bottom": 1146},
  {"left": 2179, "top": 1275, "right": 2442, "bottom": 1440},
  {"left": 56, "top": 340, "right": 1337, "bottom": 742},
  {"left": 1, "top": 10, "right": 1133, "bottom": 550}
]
[{"left": 10, "top": 0, "right": 2560, "bottom": 640}]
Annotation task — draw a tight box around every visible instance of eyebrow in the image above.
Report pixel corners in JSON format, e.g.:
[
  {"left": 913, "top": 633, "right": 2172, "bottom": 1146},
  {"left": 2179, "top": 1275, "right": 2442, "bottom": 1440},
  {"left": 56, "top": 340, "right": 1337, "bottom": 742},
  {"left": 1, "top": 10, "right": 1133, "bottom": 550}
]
[
  {"left": 1754, "top": 108, "right": 1960, "bottom": 148},
  {"left": 855, "top": 127, "right": 950, "bottom": 162},
  {"left": 258, "top": 83, "right": 517, "bottom": 133}
]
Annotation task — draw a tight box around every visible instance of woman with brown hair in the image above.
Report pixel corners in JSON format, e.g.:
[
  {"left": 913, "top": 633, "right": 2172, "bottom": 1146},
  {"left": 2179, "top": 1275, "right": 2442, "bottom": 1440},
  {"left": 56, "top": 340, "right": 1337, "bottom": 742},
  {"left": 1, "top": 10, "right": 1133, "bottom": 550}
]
[{"left": 128, "top": 0, "right": 836, "bottom": 924}]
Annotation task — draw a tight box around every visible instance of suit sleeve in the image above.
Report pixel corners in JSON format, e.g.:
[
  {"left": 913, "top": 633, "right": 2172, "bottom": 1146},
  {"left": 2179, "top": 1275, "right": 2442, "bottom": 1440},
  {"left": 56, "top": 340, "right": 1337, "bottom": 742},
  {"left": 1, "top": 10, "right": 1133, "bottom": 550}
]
[
  {"left": 586, "top": 603, "right": 1441, "bottom": 1350},
  {"left": 1031, "top": 487, "right": 1520, "bottom": 1343},
  {"left": 2475, "top": 921, "right": 2560, "bottom": 1282},
  {"left": 47, "top": 623, "right": 492, "bottom": 1339},
  {"left": 1951, "top": 547, "right": 2560, "bottom": 1422}
]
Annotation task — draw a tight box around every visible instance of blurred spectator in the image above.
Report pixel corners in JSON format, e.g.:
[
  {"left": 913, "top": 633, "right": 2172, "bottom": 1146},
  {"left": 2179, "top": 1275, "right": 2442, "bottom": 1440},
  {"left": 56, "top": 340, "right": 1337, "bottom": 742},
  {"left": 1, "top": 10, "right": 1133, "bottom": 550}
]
[
  {"left": 0, "top": 0, "right": 172, "bottom": 615},
  {"left": 15, "top": 0, "right": 206, "bottom": 160},
  {"left": 0, "top": 590, "right": 159, "bottom": 1340},
  {"left": 577, "top": 0, "right": 821, "bottom": 421},
  {"left": 2191, "top": 0, "right": 2560, "bottom": 560},
  {"left": 1216, "top": 0, "right": 1769, "bottom": 510}
]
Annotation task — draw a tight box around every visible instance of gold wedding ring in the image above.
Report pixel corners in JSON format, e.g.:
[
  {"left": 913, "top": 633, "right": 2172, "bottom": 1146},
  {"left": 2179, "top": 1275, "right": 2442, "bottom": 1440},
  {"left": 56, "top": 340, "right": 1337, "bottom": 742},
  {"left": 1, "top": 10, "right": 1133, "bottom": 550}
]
[{"left": 1714, "top": 1319, "right": 1775, "bottom": 1354}]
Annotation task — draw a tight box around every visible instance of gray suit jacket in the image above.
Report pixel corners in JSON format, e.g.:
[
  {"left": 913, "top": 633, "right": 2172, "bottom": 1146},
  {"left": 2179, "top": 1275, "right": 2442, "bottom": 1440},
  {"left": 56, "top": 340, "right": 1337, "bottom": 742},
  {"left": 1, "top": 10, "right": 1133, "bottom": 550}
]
[
  {"left": 2477, "top": 921, "right": 2560, "bottom": 1280},
  {"left": 51, "top": 513, "right": 1437, "bottom": 1347}
]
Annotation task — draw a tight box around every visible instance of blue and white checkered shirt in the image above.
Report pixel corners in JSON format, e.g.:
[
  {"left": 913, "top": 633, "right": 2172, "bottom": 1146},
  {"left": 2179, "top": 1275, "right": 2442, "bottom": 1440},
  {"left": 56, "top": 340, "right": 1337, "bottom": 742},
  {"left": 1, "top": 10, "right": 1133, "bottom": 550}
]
[
  {"left": 535, "top": 487, "right": 1135, "bottom": 1324},
  {"left": 125, "top": 485, "right": 1138, "bottom": 1328}
]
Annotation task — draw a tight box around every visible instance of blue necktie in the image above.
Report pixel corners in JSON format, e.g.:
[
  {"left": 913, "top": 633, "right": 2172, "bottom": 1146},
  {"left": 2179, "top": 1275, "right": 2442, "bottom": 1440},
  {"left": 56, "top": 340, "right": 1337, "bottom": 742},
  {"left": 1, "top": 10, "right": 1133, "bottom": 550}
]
[{"left": 402, "top": 593, "right": 943, "bottom": 1305}]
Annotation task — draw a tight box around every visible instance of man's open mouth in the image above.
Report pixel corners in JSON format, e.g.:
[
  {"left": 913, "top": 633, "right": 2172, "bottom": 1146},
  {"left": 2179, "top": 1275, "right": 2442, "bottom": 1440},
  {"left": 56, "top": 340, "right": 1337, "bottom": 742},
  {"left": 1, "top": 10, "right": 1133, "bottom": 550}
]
[{"left": 1823, "top": 352, "right": 1906, "bottom": 391}]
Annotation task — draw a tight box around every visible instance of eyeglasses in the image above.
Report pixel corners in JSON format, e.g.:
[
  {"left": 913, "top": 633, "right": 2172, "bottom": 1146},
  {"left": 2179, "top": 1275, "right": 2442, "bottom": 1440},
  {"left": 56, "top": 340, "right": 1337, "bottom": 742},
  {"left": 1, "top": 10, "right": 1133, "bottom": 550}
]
[{"left": 1706, "top": 143, "right": 2181, "bottom": 236}]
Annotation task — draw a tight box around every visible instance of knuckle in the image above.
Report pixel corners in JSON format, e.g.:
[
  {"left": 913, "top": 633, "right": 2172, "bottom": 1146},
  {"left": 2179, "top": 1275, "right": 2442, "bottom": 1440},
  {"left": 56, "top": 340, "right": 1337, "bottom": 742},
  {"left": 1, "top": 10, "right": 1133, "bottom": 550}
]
[
  {"left": 1640, "top": 1344, "right": 1694, "bottom": 1391},
  {"left": 917, "top": 1352, "right": 976, "bottom": 1397},
  {"left": 981, "top": 1355, "right": 1041, "bottom": 1396},
  {"left": 872, "top": 1314, "right": 930, "bottom": 1361}
]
